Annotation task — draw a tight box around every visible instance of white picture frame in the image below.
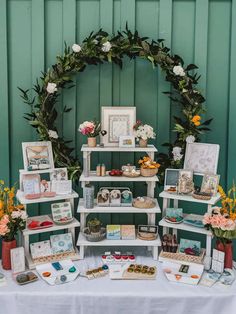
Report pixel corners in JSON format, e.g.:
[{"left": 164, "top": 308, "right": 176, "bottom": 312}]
[
  {"left": 201, "top": 174, "right": 220, "bottom": 196},
  {"left": 119, "top": 135, "right": 135, "bottom": 148},
  {"left": 184, "top": 143, "right": 220, "bottom": 175},
  {"left": 164, "top": 168, "right": 180, "bottom": 190},
  {"left": 22, "top": 173, "right": 41, "bottom": 197},
  {"left": 22, "top": 141, "right": 54, "bottom": 171},
  {"left": 101, "top": 106, "right": 136, "bottom": 146}
]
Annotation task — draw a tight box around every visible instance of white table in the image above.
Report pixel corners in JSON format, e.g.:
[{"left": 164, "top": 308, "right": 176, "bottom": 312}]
[{"left": 1, "top": 247, "right": 236, "bottom": 314}]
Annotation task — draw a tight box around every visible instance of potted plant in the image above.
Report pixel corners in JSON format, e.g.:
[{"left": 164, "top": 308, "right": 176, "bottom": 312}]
[
  {"left": 87, "top": 218, "right": 102, "bottom": 234},
  {"left": 0, "top": 180, "right": 27, "bottom": 269},
  {"left": 133, "top": 120, "right": 156, "bottom": 147},
  {"left": 78, "top": 120, "right": 106, "bottom": 147},
  {"left": 203, "top": 183, "right": 236, "bottom": 269},
  {"left": 138, "top": 156, "right": 160, "bottom": 177}
]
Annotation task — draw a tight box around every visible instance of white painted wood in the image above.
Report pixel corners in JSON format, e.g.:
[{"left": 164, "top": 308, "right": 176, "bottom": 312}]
[
  {"left": 16, "top": 190, "right": 78, "bottom": 205},
  {"left": 77, "top": 198, "right": 161, "bottom": 214},
  {"left": 159, "top": 191, "right": 221, "bottom": 205},
  {"left": 22, "top": 217, "right": 80, "bottom": 236},
  {"left": 81, "top": 144, "right": 157, "bottom": 152},
  {"left": 80, "top": 171, "right": 159, "bottom": 182},
  {"left": 159, "top": 217, "right": 212, "bottom": 236},
  {"left": 76, "top": 232, "right": 161, "bottom": 247}
]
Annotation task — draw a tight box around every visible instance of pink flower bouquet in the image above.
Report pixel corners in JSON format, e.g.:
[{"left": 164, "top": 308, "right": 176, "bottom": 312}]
[
  {"left": 203, "top": 207, "right": 236, "bottom": 241},
  {"left": 78, "top": 120, "right": 102, "bottom": 138}
]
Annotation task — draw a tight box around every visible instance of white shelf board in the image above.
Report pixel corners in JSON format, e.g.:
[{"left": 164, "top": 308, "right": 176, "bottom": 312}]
[
  {"left": 80, "top": 171, "right": 159, "bottom": 182},
  {"left": 81, "top": 144, "right": 157, "bottom": 152},
  {"left": 16, "top": 190, "right": 78, "bottom": 205},
  {"left": 159, "top": 191, "right": 221, "bottom": 205},
  {"left": 19, "top": 168, "right": 55, "bottom": 175},
  {"left": 23, "top": 217, "right": 80, "bottom": 236},
  {"left": 25, "top": 248, "right": 80, "bottom": 270},
  {"left": 76, "top": 232, "right": 161, "bottom": 247},
  {"left": 77, "top": 198, "right": 161, "bottom": 214},
  {"left": 159, "top": 217, "right": 212, "bottom": 235}
]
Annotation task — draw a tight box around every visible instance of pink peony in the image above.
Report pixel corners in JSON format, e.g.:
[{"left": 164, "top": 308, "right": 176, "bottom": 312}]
[
  {"left": 79, "top": 121, "right": 95, "bottom": 135},
  {"left": 0, "top": 215, "right": 10, "bottom": 236}
]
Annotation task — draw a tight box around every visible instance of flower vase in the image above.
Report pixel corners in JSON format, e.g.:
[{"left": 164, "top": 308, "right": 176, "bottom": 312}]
[
  {"left": 87, "top": 137, "right": 96, "bottom": 147},
  {"left": 216, "top": 239, "right": 233, "bottom": 269},
  {"left": 1, "top": 238, "right": 17, "bottom": 270},
  {"left": 139, "top": 139, "right": 148, "bottom": 148}
]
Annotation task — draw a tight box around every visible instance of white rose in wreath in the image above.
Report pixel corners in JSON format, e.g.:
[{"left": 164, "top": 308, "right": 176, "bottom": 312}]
[
  {"left": 101, "top": 41, "right": 112, "bottom": 52},
  {"left": 48, "top": 130, "right": 59, "bottom": 139},
  {"left": 46, "top": 82, "right": 57, "bottom": 94},
  {"left": 186, "top": 135, "right": 195, "bottom": 144},
  {"left": 172, "top": 146, "right": 183, "bottom": 161},
  {"left": 72, "top": 44, "right": 81, "bottom": 53},
  {"left": 173, "top": 65, "right": 185, "bottom": 77}
]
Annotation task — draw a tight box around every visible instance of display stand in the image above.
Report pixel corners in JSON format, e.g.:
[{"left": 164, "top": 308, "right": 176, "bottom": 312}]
[
  {"left": 17, "top": 169, "right": 80, "bottom": 269},
  {"left": 158, "top": 191, "right": 221, "bottom": 260},
  {"left": 76, "top": 144, "right": 161, "bottom": 260}
]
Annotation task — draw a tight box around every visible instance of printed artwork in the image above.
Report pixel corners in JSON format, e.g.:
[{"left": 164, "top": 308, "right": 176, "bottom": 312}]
[
  {"left": 109, "top": 115, "right": 130, "bottom": 142},
  {"left": 26, "top": 145, "right": 50, "bottom": 169},
  {"left": 50, "top": 233, "right": 74, "bottom": 254},
  {"left": 184, "top": 143, "right": 220, "bottom": 174}
]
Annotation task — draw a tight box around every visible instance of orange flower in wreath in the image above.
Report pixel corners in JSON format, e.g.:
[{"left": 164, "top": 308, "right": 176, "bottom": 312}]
[{"left": 191, "top": 115, "right": 201, "bottom": 126}]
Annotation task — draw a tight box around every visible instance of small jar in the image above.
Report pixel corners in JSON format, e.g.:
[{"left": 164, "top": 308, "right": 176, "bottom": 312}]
[
  {"left": 84, "top": 184, "right": 94, "bottom": 209},
  {"left": 96, "top": 164, "right": 101, "bottom": 176},
  {"left": 101, "top": 164, "right": 106, "bottom": 176}
]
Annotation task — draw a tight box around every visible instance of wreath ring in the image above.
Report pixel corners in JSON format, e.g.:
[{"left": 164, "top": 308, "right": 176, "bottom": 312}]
[{"left": 19, "top": 26, "right": 212, "bottom": 182}]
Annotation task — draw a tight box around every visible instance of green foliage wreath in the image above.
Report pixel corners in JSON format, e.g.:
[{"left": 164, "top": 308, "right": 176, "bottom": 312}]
[{"left": 19, "top": 26, "right": 212, "bottom": 182}]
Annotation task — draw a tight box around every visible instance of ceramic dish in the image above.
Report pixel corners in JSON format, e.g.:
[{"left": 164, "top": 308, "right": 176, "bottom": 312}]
[
  {"left": 83, "top": 227, "right": 106, "bottom": 242},
  {"left": 164, "top": 216, "right": 184, "bottom": 224},
  {"left": 53, "top": 217, "right": 74, "bottom": 225},
  {"left": 15, "top": 271, "right": 39, "bottom": 285}
]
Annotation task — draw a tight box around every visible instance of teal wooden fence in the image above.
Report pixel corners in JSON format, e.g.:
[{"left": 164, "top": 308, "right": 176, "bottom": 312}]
[{"left": 0, "top": 0, "right": 236, "bottom": 254}]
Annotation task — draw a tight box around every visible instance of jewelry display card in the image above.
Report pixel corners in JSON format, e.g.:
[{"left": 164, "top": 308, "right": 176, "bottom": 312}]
[
  {"left": 10, "top": 247, "right": 25, "bottom": 274},
  {"left": 30, "top": 240, "right": 52, "bottom": 259},
  {"left": 50, "top": 233, "right": 74, "bottom": 254}
]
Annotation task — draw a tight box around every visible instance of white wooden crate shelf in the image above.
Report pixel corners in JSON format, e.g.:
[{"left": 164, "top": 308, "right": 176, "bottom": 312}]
[
  {"left": 159, "top": 191, "right": 221, "bottom": 205},
  {"left": 77, "top": 198, "right": 161, "bottom": 214},
  {"left": 23, "top": 217, "right": 80, "bottom": 236},
  {"left": 81, "top": 144, "right": 158, "bottom": 152},
  {"left": 17, "top": 190, "right": 78, "bottom": 205},
  {"left": 80, "top": 171, "right": 159, "bottom": 182}
]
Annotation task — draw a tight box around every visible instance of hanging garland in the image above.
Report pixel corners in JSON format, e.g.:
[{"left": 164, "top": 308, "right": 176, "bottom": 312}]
[{"left": 19, "top": 26, "right": 212, "bottom": 182}]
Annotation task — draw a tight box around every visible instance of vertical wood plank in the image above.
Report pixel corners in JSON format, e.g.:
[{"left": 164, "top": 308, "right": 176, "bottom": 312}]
[
  {"left": 62, "top": 0, "right": 77, "bottom": 151},
  {"left": 99, "top": 0, "right": 113, "bottom": 225},
  {"left": 194, "top": 0, "right": 209, "bottom": 142},
  {"left": 119, "top": 0, "right": 136, "bottom": 225},
  {"left": 227, "top": 0, "right": 236, "bottom": 187},
  {"left": 0, "top": 0, "right": 10, "bottom": 184},
  {"left": 32, "top": 0, "right": 45, "bottom": 240},
  {"left": 157, "top": 0, "right": 172, "bottom": 149}
]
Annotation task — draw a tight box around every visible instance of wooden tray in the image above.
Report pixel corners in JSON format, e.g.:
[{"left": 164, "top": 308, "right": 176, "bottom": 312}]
[{"left": 159, "top": 249, "right": 205, "bottom": 264}]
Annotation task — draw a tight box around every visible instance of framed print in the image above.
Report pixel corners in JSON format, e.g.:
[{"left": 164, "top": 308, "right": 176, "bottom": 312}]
[
  {"left": 201, "top": 174, "right": 220, "bottom": 196},
  {"left": 164, "top": 168, "right": 180, "bottom": 190},
  {"left": 22, "top": 174, "right": 41, "bottom": 198},
  {"left": 50, "top": 168, "right": 68, "bottom": 181},
  {"left": 184, "top": 143, "right": 220, "bottom": 175},
  {"left": 101, "top": 106, "right": 136, "bottom": 146},
  {"left": 22, "top": 141, "right": 54, "bottom": 171},
  {"left": 119, "top": 135, "right": 135, "bottom": 148},
  {"left": 51, "top": 180, "right": 72, "bottom": 195}
]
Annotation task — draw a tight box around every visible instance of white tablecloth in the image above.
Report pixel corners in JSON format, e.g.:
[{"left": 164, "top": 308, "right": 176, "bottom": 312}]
[{"left": 1, "top": 247, "right": 236, "bottom": 314}]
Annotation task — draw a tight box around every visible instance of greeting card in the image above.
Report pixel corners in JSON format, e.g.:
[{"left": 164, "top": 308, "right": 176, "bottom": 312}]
[
  {"left": 30, "top": 240, "right": 52, "bottom": 259},
  {"left": 106, "top": 225, "right": 121, "bottom": 240},
  {"left": 50, "top": 233, "right": 74, "bottom": 254},
  {"left": 121, "top": 225, "right": 135, "bottom": 240}
]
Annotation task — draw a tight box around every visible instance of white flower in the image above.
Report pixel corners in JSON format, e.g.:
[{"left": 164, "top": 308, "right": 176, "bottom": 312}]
[
  {"left": 134, "top": 124, "right": 156, "bottom": 140},
  {"left": 186, "top": 135, "right": 195, "bottom": 144},
  {"left": 101, "top": 41, "right": 112, "bottom": 52},
  {"left": 11, "top": 210, "right": 27, "bottom": 220},
  {"left": 172, "top": 146, "right": 183, "bottom": 161},
  {"left": 93, "top": 39, "right": 98, "bottom": 45},
  {"left": 48, "top": 130, "right": 58, "bottom": 139},
  {"left": 72, "top": 44, "right": 81, "bottom": 53},
  {"left": 173, "top": 65, "right": 185, "bottom": 77},
  {"left": 46, "top": 82, "right": 57, "bottom": 94}
]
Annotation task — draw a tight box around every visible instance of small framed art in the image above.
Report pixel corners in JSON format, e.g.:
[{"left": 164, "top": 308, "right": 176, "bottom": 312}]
[
  {"left": 164, "top": 168, "right": 180, "bottom": 191},
  {"left": 184, "top": 143, "right": 220, "bottom": 175},
  {"left": 50, "top": 168, "right": 68, "bottom": 181},
  {"left": 101, "top": 106, "right": 136, "bottom": 146},
  {"left": 22, "top": 141, "right": 54, "bottom": 171},
  {"left": 201, "top": 174, "right": 220, "bottom": 196},
  {"left": 22, "top": 174, "right": 41, "bottom": 199},
  {"left": 119, "top": 135, "right": 135, "bottom": 148}
]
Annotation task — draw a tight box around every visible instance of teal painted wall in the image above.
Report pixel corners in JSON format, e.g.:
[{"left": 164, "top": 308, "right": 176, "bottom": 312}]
[{"left": 0, "top": 0, "right": 236, "bottom": 252}]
